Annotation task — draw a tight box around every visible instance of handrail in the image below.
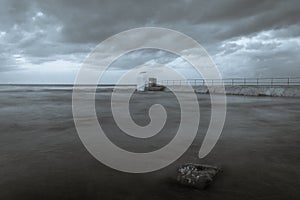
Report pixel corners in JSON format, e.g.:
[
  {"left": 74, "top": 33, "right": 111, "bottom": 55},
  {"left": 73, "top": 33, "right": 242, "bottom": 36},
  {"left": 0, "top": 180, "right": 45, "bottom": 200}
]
[{"left": 160, "top": 77, "right": 300, "bottom": 86}]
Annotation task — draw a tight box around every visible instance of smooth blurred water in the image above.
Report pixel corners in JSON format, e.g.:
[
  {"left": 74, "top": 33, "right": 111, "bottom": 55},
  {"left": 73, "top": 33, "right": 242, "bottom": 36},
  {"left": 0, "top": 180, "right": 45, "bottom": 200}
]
[{"left": 0, "top": 86, "right": 299, "bottom": 200}]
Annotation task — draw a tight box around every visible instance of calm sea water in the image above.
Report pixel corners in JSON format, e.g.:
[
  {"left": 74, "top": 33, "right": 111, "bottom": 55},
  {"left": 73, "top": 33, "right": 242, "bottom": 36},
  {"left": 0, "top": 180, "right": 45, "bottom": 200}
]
[{"left": 0, "top": 85, "right": 136, "bottom": 92}]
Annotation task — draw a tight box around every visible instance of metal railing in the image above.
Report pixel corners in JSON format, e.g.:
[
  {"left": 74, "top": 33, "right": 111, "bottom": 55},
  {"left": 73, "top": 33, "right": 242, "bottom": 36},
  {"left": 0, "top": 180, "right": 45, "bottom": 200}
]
[{"left": 160, "top": 77, "right": 300, "bottom": 86}]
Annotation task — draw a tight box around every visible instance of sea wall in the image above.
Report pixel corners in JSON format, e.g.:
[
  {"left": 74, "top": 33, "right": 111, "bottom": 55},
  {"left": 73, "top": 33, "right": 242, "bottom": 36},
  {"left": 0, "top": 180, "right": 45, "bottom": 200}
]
[{"left": 166, "top": 85, "right": 300, "bottom": 97}]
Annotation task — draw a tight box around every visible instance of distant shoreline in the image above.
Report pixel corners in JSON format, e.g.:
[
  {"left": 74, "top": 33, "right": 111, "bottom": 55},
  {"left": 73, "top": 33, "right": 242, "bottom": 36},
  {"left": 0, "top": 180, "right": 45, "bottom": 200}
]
[{"left": 0, "top": 84, "right": 137, "bottom": 87}]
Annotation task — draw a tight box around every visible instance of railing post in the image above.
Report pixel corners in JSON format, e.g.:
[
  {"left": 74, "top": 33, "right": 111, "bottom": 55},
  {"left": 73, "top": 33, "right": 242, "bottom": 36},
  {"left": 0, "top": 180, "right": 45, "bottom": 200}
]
[
  {"left": 212, "top": 80, "right": 214, "bottom": 86},
  {"left": 271, "top": 78, "right": 273, "bottom": 86},
  {"left": 232, "top": 79, "right": 234, "bottom": 86},
  {"left": 202, "top": 79, "right": 204, "bottom": 86},
  {"left": 287, "top": 78, "right": 290, "bottom": 86},
  {"left": 194, "top": 79, "right": 196, "bottom": 86}
]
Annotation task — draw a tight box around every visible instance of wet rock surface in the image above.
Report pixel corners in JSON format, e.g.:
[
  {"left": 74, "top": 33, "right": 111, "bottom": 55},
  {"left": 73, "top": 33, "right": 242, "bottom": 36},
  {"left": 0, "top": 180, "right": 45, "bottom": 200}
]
[{"left": 177, "top": 163, "right": 221, "bottom": 190}]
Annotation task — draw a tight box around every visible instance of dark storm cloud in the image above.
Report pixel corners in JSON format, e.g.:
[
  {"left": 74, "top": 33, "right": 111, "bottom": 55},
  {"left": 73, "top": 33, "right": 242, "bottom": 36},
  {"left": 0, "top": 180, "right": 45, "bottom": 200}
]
[
  {"left": 30, "top": 0, "right": 300, "bottom": 44},
  {"left": 0, "top": 0, "right": 299, "bottom": 79}
]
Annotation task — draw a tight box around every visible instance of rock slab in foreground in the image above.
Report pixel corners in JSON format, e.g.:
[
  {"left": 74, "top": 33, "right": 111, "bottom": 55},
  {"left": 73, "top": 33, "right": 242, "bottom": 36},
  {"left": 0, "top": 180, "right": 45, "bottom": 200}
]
[{"left": 177, "top": 163, "right": 221, "bottom": 190}]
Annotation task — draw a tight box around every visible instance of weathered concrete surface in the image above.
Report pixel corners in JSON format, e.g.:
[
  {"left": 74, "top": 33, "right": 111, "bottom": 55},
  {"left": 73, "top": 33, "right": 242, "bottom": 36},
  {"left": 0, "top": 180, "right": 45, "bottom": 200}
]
[
  {"left": 197, "top": 85, "right": 300, "bottom": 97},
  {"left": 0, "top": 88, "right": 300, "bottom": 200},
  {"left": 167, "top": 85, "right": 300, "bottom": 97}
]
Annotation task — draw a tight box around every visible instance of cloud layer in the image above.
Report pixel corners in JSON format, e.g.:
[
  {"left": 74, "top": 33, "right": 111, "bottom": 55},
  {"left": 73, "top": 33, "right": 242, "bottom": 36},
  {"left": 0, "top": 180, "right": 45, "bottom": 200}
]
[{"left": 0, "top": 0, "right": 299, "bottom": 83}]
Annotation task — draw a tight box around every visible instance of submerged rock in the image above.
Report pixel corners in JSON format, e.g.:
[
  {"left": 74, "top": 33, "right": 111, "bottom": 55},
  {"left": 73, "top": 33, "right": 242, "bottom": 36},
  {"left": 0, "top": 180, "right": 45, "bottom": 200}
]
[{"left": 177, "top": 163, "right": 221, "bottom": 190}]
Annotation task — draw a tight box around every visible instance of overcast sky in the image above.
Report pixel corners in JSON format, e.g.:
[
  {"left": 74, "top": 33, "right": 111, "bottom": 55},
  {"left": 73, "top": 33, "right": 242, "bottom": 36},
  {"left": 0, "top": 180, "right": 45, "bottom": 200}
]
[{"left": 0, "top": 0, "right": 300, "bottom": 83}]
